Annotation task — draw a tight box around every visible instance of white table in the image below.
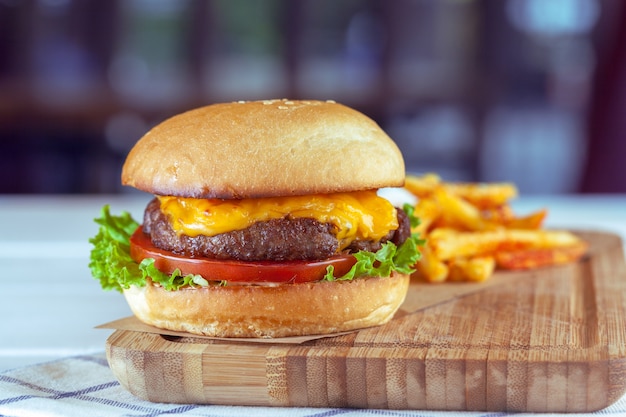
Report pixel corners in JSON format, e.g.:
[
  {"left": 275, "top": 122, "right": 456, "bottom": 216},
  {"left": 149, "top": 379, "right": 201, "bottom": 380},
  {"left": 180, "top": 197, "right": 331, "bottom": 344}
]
[{"left": 0, "top": 195, "right": 149, "bottom": 372}]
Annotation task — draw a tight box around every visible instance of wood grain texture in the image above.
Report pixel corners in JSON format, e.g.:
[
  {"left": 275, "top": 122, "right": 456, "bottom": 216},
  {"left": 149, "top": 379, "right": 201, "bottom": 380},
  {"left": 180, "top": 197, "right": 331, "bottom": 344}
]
[{"left": 105, "top": 231, "right": 626, "bottom": 412}]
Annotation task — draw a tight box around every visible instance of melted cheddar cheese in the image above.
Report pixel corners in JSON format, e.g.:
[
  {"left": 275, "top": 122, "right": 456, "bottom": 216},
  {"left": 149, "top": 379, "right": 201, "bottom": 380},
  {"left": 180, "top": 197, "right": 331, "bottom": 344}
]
[{"left": 158, "top": 191, "right": 398, "bottom": 251}]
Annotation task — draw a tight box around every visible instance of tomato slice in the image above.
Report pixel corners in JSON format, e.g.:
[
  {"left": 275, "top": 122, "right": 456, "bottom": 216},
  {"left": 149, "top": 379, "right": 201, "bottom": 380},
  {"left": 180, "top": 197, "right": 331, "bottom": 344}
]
[{"left": 129, "top": 227, "right": 357, "bottom": 284}]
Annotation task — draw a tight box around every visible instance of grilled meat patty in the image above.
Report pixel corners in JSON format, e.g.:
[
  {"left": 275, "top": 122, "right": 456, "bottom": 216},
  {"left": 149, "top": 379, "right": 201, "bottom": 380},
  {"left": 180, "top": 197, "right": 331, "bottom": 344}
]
[{"left": 142, "top": 198, "right": 410, "bottom": 261}]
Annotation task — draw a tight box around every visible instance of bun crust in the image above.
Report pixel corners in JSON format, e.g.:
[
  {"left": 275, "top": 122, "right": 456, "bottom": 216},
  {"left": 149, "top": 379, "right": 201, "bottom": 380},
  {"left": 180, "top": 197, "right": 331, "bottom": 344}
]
[
  {"left": 122, "top": 274, "right": 410, "bottom": 338},
  {"left": 122, "top": 99, "right": 405, "bottom": 199}
]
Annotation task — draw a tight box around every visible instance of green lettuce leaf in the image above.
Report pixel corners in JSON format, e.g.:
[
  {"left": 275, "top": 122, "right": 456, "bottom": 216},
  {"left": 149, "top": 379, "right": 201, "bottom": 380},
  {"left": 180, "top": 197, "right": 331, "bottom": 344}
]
[
  {"left": 323, "top": 204, "right": 425, "bottom": 281},
  {"left": 89, "top": 205, "right": 206, "bottom": 292},
  {"left": 138, "top": 258, "right": 209, "bottom": 289},
  {"left": 323, "top": 233, "right": 423, "bottom": 281},
  {"left": 88, "top": 205, "right": 143, "bottom": 292}
]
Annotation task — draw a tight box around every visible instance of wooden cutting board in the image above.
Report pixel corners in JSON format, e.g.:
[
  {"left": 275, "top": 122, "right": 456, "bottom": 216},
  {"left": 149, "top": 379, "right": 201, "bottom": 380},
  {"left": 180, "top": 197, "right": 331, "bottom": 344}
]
[{"left": 105, "top": 230, "right": 626, "bottom": 412}]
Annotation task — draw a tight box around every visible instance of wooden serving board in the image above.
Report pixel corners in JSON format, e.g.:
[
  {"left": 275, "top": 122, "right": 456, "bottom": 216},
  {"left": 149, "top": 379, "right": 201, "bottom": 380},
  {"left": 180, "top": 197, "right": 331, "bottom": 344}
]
[{"left": 105, "top": 231, "right": 626, "bottom": 412}]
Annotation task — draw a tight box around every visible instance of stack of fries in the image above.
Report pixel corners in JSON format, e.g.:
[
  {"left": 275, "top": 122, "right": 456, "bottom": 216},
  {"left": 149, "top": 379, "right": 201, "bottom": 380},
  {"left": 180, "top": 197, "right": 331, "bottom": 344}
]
[{"left": 404, "top": 173, "right": 588, "bottom": 283}]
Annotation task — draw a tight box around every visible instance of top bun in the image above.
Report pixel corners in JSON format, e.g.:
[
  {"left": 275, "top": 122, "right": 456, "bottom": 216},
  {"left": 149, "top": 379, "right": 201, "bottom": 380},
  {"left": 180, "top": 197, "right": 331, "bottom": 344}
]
[{"left": 122, "top": 99, "right": 405, "bottom": 199}]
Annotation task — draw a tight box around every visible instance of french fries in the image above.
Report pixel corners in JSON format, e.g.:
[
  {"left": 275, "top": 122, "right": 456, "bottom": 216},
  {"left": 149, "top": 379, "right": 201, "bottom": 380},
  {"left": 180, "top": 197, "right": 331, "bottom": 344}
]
[
  {"left": 415, "top": 244, "right": 449, "bottom": 283},
  {"left": 428, "top": 228, "right": 583, "bottom": 261},
  {"left": 494, "top": 242, "right": 588, "bottom": 270},
  {"left": 404, "top": 173, "right": 518, "bottom": 209},
  {"left": 405, "top": 173, "right": 587, "bottom": 283},
  {"left": 448, "top": 256, "right": 495, "bottom": 282}
]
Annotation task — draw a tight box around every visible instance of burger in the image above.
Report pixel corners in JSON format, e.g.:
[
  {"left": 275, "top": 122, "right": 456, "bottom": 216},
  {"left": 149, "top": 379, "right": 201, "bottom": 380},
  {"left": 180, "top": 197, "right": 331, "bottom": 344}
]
[{"left": 89, "top": 99, "right": 421, "bottom": 338}]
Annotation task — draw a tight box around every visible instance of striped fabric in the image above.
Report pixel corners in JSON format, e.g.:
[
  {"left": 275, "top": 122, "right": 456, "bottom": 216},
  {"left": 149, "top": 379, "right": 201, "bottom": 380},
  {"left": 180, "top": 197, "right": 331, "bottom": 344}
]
[{"left": 1, "top": 354, "right": 625, "bottom": 417}]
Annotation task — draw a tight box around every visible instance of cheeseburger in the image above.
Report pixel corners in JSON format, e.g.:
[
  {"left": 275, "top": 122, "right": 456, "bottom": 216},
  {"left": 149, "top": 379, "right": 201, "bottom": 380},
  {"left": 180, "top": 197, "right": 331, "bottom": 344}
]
[{"left": 90, "top": 99, "right": 421, "bottom": 338}]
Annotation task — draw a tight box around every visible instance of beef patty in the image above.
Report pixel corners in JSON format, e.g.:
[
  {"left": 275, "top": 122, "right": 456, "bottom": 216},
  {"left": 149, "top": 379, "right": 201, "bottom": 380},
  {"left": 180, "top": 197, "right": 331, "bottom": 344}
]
[{"left": 142, "top": 198, "right": 410, "bottom": 261}]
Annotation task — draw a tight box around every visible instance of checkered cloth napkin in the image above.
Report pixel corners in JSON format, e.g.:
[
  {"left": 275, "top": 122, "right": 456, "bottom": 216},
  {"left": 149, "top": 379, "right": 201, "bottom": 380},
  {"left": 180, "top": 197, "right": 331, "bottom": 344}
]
[{"left": 2, "top": 354, "right": 626, "bottom": 417}]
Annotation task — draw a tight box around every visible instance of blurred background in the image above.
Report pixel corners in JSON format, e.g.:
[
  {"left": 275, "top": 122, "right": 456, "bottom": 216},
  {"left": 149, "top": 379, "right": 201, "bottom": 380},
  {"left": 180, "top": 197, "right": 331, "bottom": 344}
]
[{"left": 0, "top": 0, "right": 624, "bottom": 195}]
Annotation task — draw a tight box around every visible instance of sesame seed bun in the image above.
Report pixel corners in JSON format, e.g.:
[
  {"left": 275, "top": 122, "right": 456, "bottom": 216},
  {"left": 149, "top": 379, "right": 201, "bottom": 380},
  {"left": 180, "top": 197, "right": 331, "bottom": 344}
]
[{"left": 121, "top": 99, "right": 405, "bottom": 199}]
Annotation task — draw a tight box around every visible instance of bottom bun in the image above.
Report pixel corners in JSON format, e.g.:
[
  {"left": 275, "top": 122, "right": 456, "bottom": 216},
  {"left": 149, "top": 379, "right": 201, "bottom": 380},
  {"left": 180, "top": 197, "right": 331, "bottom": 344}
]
[{"left": 123, "top": 274, "right": 410, "bottom": 338}]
